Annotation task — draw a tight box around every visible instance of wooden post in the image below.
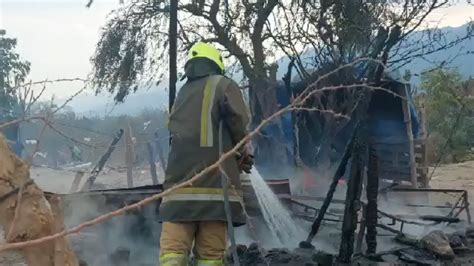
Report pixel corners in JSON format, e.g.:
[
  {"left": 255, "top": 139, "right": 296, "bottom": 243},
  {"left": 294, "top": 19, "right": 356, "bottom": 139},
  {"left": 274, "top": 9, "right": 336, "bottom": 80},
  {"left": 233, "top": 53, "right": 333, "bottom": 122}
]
[
  {"left": 337, "top": 90, "right": 372, "bottom": 262},
  {"left": 68, "top": 171, "right": 84, "bottom": 193},
  {"left": 124, "top": 122, "right": 134, "bottom": 188},
  {"left": 355, "top": 205, "right": 367, "bottom": 255},
  {"left": 169, "top": 0, "right": 178, "bottom": 145},
  {"left": 338, "top": 125, "right": 367, "bottom": 263},
  {"left": 303, "top": 127, "right": 356, "bottom": 244},
  {"left": 169, "top": 0, "right": 177, "bottom": 113},
  {"left": 365, "top": 144, "right": 379, "bottom": 255},
  {"left": 420, "top": 95, "right": 428, "bottom": 140},
  {"left": 400, "top": 86, "right": 417, "bottom": 188},
  {"left": 154, "top": 131, "right": 167, "bottom": 175},
  {"left": 147, "top": 142, "right": 159, "bottom": 185},
  {"left": 419, "top": 97, "right": 429, "bottom": 187}
]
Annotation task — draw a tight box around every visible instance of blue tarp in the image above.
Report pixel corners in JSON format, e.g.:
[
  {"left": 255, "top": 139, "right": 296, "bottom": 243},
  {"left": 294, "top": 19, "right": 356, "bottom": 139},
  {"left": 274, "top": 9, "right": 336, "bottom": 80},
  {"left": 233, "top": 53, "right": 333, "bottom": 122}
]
[{"left": 257, "top": 73, "right": 420, "bottom": 168}]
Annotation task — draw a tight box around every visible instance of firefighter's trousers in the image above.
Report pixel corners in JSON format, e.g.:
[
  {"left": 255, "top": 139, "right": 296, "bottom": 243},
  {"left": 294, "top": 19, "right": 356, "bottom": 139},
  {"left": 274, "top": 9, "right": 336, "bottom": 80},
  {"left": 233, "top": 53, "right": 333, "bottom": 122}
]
[{"left": 159, "top": 221, "right": 227, "bottom": 266}]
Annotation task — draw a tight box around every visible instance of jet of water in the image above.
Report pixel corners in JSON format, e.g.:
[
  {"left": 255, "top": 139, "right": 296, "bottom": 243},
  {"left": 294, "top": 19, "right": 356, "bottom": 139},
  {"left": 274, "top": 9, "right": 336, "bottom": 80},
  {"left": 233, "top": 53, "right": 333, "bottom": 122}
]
[{"left": 248, "top": 170, "right": 304, "bottom": 246}]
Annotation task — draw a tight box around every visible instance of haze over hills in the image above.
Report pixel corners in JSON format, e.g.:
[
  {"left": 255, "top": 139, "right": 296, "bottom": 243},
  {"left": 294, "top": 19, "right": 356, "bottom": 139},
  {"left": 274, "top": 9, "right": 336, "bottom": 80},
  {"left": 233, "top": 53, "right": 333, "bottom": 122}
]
[
  {"left": 66, "top": 23, "right": 473, "bottom": 116},
  {"left": 65, "top": 89, "right": 169, "bottom": 116}
]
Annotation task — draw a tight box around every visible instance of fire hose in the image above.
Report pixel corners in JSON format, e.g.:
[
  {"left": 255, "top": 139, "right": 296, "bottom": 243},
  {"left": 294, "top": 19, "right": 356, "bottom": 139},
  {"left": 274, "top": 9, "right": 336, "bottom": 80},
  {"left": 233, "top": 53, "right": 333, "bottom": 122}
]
[{"left": 218, "top": 121, "right": 240, "bottom": 266}]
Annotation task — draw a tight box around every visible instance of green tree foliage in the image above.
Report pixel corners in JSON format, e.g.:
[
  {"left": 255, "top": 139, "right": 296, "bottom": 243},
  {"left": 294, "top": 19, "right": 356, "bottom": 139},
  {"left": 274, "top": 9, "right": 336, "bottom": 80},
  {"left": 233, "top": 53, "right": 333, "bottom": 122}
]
[
  {"left": 0, "top": 29, "right": 31, "bottom": 118},
  {"left": 90, "top": 1, "right": 473, "bottom": 103},
  {"left": 90, "top": 1, "right": 473, "bottom": 172},
  {"left": 421, "top": 68, "right": 474, "bottom": 163}
]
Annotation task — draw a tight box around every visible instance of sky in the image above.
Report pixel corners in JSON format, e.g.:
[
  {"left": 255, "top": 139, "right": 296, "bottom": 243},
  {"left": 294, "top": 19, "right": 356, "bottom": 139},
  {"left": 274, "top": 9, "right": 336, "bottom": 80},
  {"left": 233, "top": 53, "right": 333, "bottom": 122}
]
[
  {"left": 0, "top": 0, "right": 117, "bottom": 100},
  {"left": 0, "top": 0, "right": 473, "bottom": 101}
]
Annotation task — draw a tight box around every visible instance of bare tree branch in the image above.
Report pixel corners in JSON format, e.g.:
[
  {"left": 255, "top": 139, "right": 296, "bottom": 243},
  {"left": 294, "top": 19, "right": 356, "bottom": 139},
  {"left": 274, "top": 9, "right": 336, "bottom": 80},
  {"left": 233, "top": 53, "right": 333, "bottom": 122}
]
[{"left": 0, "top": 58, "right": 399, "bottom": 252}]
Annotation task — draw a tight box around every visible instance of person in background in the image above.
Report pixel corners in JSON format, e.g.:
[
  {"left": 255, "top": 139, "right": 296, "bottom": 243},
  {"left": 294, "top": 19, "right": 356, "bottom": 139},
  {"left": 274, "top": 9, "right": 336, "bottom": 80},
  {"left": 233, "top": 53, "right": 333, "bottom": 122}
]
[{"left": 69, "top": 145, "right": 82, "bottom": 163}]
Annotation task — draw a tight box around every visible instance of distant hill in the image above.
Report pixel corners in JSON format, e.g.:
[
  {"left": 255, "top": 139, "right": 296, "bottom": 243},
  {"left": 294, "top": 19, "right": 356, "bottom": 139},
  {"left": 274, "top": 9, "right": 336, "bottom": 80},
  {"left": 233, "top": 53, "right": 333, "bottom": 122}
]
[
  {"left": 398, "top": 23, "right": 473, "bottom": 82},
  {"left": 67, "top": 23, "right": 473, "bottom": 116},
  {"left": 275, "top": 22, "right": 473, "bottom": 82},
  {"left": 66, "top": 89, "right": 168, "bottom": 116}
]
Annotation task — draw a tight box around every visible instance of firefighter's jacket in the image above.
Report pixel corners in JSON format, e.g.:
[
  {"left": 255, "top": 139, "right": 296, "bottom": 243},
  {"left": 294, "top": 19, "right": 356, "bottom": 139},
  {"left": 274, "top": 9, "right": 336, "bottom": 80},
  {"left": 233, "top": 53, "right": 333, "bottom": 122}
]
[{"left": 159, "top": 59, "right": 249, "bottom": 226}]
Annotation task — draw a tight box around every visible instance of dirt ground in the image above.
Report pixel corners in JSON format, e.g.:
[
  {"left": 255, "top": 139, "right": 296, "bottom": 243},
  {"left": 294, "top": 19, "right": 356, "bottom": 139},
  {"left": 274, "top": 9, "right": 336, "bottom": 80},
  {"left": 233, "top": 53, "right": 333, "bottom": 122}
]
[
  {"left": 20, "top": 160, "right": 474, "bottom": 201},
  {"left": 429, "top": 160, "right": 474, "bottom": 208},
  {"left": 30, "top": 165, "right": 163, "bottom": 194},
  {"left": 1, "top": 161, "right": 473, "bottom": 265}
]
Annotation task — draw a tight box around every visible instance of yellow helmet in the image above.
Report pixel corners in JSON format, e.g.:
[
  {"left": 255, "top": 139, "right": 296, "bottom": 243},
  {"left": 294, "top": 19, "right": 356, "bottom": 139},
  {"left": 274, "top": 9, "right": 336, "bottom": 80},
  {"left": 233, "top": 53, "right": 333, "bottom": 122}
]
[{"left": 187, "top": 42, "right": 224, "bottom": 72}]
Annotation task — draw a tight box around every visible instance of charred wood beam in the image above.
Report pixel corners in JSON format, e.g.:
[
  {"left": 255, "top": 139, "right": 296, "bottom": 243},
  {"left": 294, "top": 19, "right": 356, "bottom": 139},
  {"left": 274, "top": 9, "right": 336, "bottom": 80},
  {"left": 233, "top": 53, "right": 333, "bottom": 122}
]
[
  {"left": 390, "top": 188, "right": 468, "bottom": 193},
  {"left": 365, "top": 144, "right": 379, "bottom": 255},
  {"left": 333, "top": 84, "right": 373, "bottom": 262},
  {"left": 301, "top": 89, "right": 372, "bottom": 249},
  {"left": 300, "top": 123, "right": 357, "bottom": 246},
  {"left": 81, "top": 129, "right": 124, "bottom": 191},
  {"left": 420, "top": 215, "right": 460, "bottom": 223},
  {"left": 283, "top": 58, "right": 298, "bottom": 166},
  {"left": 403, "top": 204, "right": 464, "bottom": 209},
  {"left": 338, "top": 121, "right": 368, "bottom": 263},
  {"left": 448, "top": 193, "right": 465, "bottom": 217},
  {"left": 169, "top": 0, "right": 177, "bottom": 114},
  {"left": 355, "top": 205, "right": 367, "bottom": 255}
]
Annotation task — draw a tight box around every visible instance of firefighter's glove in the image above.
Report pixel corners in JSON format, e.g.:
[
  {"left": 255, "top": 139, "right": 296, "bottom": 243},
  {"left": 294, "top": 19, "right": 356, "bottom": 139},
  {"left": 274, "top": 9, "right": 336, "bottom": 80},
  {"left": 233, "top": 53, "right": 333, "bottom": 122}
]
[{"left": 237, "top": 152, "right": 254, "bottom": 174}]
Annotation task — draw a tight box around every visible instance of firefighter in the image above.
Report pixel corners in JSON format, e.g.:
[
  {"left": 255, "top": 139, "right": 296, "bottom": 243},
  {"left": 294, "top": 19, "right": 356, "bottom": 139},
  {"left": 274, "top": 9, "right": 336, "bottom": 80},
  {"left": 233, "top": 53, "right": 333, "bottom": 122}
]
[{"left": 159, "top": 42, "right": 253, "bottom": 266}]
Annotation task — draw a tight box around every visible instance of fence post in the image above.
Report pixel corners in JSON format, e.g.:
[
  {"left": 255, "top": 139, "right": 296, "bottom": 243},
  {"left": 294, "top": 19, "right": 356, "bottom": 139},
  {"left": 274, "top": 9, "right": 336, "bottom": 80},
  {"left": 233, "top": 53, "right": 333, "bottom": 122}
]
[
  {"left": 69, "top": 171, "right": 84, "bottom": 193},
  {"left": 147, "top": 142, "right": 159, "bottom": 185},
  {"left": 154, "top": 132, "right": 167, "bottom": 175},
  {"left": 419, "top": 98, "right": 429, "bottom": 187},
  {"left": 124, "top": 122, "right": 134, "bottom": 188},
  {"left": 400, "top": 86, "right": 417, "bottom": 188}
]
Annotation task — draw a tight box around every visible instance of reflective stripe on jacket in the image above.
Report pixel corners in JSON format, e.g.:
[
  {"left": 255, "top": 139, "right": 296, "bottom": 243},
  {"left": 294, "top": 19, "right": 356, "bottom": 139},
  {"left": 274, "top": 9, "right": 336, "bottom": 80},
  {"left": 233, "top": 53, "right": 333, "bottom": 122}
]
[{"left": 162, "top": 187, "right": 243, "bottom": 204}]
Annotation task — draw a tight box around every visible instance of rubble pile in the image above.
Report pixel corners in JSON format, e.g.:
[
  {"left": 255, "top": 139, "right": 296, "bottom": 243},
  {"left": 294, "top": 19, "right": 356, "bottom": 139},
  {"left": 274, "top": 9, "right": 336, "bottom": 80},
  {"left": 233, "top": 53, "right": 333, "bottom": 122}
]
[
  {"left": 367, "top": 228, "right": 474, "bottom": 265},
  {"left": 226, "top": 243, "right": 333, "bottom": 265},
  {"left": 222, "top": 226, "right": 474, "bottom": 265},
  {"left": 420, "top": 230, "right": 455, "bottom": 259},
  {"left": 0, "top": 135, "right": 79, "bottom": 266}
]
